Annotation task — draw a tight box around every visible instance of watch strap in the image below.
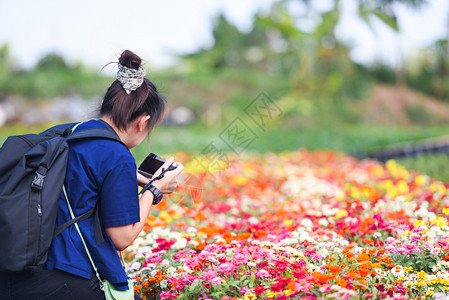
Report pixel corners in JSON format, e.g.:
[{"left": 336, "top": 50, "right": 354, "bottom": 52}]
[{"left": 148, "top": 184, "right": 163, "bottom": 205}]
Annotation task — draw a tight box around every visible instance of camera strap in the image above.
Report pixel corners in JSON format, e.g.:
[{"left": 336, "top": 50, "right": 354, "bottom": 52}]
[{"left": 138, "top": 164, "right": 177, "bottom": 196}]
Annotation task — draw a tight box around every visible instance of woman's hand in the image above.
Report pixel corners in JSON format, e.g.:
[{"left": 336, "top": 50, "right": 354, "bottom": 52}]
[
  {"left": 108, "top": 156, "right": 184, "bottom": 251},
  {"left": 137, "top": 171, "right": 150, "bottom": 187},
  {"left": 151, "top": 157, "right": 184, "bottom": 194}
]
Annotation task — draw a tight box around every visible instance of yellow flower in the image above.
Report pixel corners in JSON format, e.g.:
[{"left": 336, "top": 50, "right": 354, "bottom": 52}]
[
  {"left": 350, "top": 187, "right": 359, "bottom": 199},
  {"left": 430, "top": 216, "right": 448, "bottom": 228},
  {"left": 414, "top": 175, "right": 426, "bottom": 186},
  {"left": 334, "top": 209, "right": 348, "bottom": 219},
  {"left": 266, "top": 291, "right": 279, "bottom": 299},
  {"left": 397, "top": 180, "right": 409, "bottom": 194},
  {"left": 232, "top": 175, "right": 248, "bottom": 185},
  {"left": 159, "top": 210, "right": 172, "bottom": 223},
  {"left": 430, "top": 182, "right": 446, "bottom": 195},
  {"left": 243, "top": 294, "right": 256, "bottom": 300},
  {"left": 386, "top": 160, "right": 409, "bottom": 179},
  {"left": 373, "top": 165, "right": 384, "bottom": 177},
  {"left": 414, "top": 220, "right": 426, "bottom": 228},
  {"left": 442, "top": 207, "right": 449, "bottom": 215},
  {"left": 417, "top": 271, "right": 428, "bottom": 280},
  {"left": 283, "top": 219, "right": 294, "bottom": 227}
]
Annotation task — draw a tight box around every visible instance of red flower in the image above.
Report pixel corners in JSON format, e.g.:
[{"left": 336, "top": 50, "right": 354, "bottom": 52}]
[{"left": 254, "top": 285, "right": 266, "bottom": 295}]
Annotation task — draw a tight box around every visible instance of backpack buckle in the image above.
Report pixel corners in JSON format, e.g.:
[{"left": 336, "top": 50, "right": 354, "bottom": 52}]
[{"left": 31, "top": 172, "right": 46, "bottom": 191}]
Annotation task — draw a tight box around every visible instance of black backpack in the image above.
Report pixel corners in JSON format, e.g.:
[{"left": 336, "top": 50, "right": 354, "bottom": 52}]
[{"left": 0, "top": 122, "right": 126, "bottom": 272}]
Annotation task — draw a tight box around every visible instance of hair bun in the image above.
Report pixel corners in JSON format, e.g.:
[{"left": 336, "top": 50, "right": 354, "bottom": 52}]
[{"left": 119, "top": 50, "right": 142, "bottom": 70}]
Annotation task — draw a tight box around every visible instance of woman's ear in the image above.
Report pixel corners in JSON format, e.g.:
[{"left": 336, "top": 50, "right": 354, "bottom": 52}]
[{"left": 137, "top": 114, "right": 151, "bottom": 132}]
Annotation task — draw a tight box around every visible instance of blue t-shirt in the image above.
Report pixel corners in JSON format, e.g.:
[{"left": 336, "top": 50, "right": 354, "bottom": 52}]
[{"left": 45, "top": 120, "right": 140, "bottom": 290}]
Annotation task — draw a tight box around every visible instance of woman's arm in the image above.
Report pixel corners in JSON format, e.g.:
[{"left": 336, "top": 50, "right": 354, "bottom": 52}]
[{"left": 105, "top": 157, "right": 184, "bottom": 251}]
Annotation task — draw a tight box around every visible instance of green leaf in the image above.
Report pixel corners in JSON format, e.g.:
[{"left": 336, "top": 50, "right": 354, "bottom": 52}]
[
  {"left": 371, "top": 11, "right": 399, "bottom": 31},
  {"left": 250, "top": 273, "right": 256, "bottom": 285},
  {"left": 189, "top": 281, "right": 201, "bottom": 293},
  {"left": 211, "top": 292, "right": 224, "bottom": 298}
]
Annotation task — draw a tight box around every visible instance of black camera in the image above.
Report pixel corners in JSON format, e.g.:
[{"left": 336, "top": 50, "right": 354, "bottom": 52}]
[{"left": 138, "top": 153, "right": 175, "bottom": 178}]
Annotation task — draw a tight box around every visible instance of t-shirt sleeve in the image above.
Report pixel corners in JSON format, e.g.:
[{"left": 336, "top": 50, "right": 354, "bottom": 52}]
[{"left": 100, "top": 161, "right": 140, "bottom": 227}]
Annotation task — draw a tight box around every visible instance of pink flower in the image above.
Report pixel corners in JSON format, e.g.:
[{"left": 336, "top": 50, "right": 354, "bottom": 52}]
[
  {"left": 255, "top": 269, "right": 271, "bottom": 279},
  {"left": 160, "top": 291, "right": 179, "bottom": 300},
  {"left": 210, "top": 277, "right": 223, "bottom": 286},
  {"left": 240, "top": 286, "right": 251, "bottom": 296},
  {"left": 218, "top": 262, "right": 236, "bottom": 276}
]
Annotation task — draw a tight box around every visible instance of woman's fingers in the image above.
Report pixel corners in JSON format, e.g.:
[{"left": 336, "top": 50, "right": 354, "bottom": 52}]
[{"left": 151, "top": 157, "right": 184, "bottom": 194}]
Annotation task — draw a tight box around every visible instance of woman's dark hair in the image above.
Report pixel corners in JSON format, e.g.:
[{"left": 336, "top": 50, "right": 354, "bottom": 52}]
[{"left": 100, "top": 50, "right": 167, "bottom": 132}]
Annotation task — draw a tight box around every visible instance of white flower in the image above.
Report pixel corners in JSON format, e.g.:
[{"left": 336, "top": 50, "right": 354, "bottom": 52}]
[
  {"left": 166, "top": 267, "right": 176, "bottom": 275},
  {"left": 248, "top": 217, "right": 259, "bottom": 225},
  {"left": 373, "top": 232, "right": 382, "bottom": 238},
  {"left": 160, "top": 280, "right": 168, "bottom": 289},
  {"left": 319, "top": 248, "right": 329, "bottom": 258},
  {"left": 248, "top": 262, "right": 257, "bottom": 267},
  {"left": 187, "top": 227, "right": 197, "bottom": 234},
  {"left": 301, "top": 218, "right": 313, "bottom": 228},
  {"left": 318, "top": 218, "right": 329, "bottom": 227},
  {"left": 391, "top": 265, "right": 405, "bottom": 277},
  {"left": 161, "top": 259, "right": 170, "bottom": 267},
  {"left": 281, "top": 238, "right": 297, "bottom": 245},
  {"left": 131, "top": 262, "right": 141, "bottom": 271}
]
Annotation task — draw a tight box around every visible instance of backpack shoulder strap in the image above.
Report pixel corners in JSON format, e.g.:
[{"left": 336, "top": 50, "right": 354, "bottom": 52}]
[{"left": 66, "top": 126, "right": 128, "bottom": 149}]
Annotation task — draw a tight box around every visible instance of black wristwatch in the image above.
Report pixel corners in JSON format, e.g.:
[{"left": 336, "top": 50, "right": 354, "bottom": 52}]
[{"left": 148, "top": 184, "right": 163, "bottom": 205}]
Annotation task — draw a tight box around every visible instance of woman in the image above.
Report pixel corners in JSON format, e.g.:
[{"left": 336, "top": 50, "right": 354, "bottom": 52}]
[{"left": 0, "top": 50, "right": 183, "bottom": 300}]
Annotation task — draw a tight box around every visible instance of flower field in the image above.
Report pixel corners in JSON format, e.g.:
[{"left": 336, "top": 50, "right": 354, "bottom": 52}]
[{"left": 125, "top": 150, "right": 449, "bottom": 299}]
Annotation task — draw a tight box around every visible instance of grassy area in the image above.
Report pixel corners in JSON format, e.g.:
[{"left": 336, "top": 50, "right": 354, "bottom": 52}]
[
  {"left": 136, "top": 123, "right": 449, "bottom": 156},
  {"left": 395, "top": 153, "right": 449, "bottom": 183}
]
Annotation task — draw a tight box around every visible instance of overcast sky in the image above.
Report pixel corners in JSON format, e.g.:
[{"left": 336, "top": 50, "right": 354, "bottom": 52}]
[{"left": 0, "top": 0, "right": 447, "bottom": 72}]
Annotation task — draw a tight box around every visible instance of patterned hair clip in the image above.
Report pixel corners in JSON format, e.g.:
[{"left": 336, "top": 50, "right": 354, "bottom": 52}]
[{"left": 116, "top": 63, "right": 147, "bottom": 94}]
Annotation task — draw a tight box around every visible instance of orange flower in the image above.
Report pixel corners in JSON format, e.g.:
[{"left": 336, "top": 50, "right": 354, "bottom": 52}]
[
  {"left": 236, "top": 232, "right": 251, "bottom": 240},
  {"left": 142, "top": 281, "right": 149, "bottom": 289},
  {"left": 358, "top": 268, "right": 370, "bottom": 276},
  {"left": 376, "top": 255, "right": 392, "bottom": 264},
  {"left": 373, "top": 263, "right": 382, "bottom": 269},
  {"left": 328, "top": 265, "right": 342, "bottom": 274},
  {"left": 313, "top": 272, "right": 335, "bottom": 283},
  {"left": 285, "top": 281, "right": 297, "bottom": 291},
  {"left": 356, "top": 253, "right": 370, "bottom": 263},
  {"left": 336, "top": 278, "right": 348, "bottom": 288},
  {"left": 360, "top": 262, "right": 372, "bottom": 270},
  {"left": 354, "top": 279, "right": 368, "bottom": 290},
  {"left": 342, "top": 245, "right": 355, "bottom": 254},
  {"left": 134, "top": 286, "right": 141, "bottom": 294}
]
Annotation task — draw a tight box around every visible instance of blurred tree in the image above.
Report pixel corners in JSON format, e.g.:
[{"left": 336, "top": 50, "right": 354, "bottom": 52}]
[
  {"left": 36, "top": 53, "right": 70, "bottom": 71},
  {"left": 355, "top": 0, "right": 428, "bottom": 85},
  {"left": 0, "top": 44, "right": 13, "bottom": 77},
  {"left": 183, "top": 14, "right": 268, "bottom": 69}
]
